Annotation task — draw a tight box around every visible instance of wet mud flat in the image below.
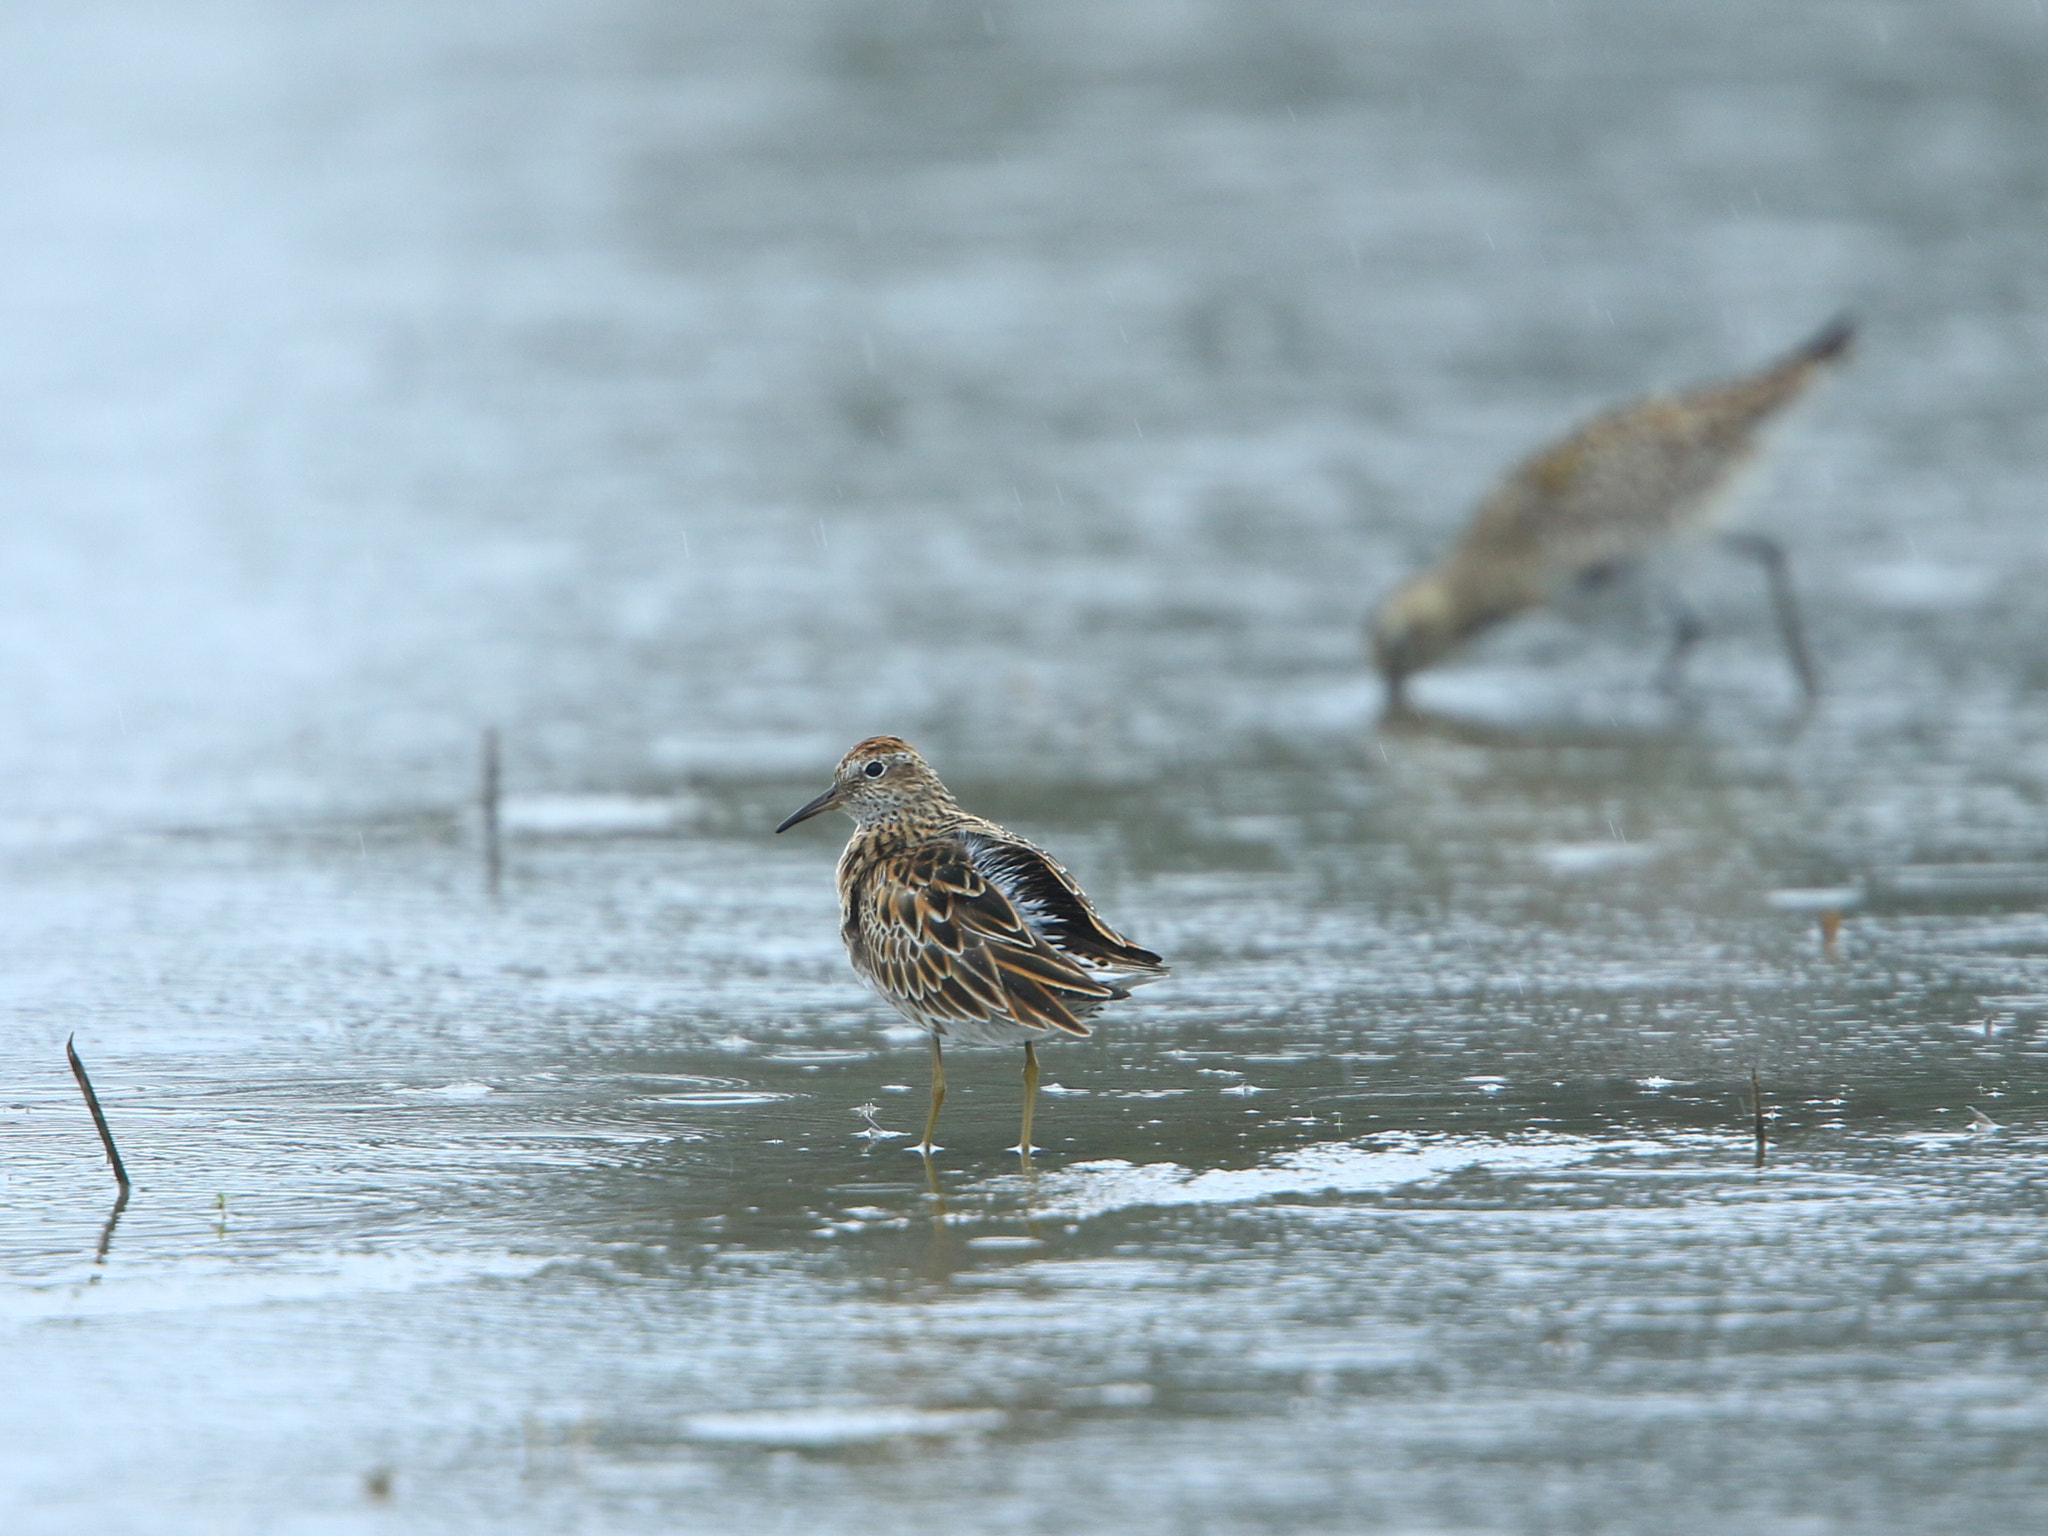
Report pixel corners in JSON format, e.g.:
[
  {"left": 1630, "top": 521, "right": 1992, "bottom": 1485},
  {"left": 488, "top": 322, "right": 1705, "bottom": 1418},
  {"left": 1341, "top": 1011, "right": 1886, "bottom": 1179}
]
[
  {"left": 4, "top": 0, "right": 2048, "bottom": 1531},
  {"left": 3, "top": 785, "right": 2046, "bottom": 1535}
]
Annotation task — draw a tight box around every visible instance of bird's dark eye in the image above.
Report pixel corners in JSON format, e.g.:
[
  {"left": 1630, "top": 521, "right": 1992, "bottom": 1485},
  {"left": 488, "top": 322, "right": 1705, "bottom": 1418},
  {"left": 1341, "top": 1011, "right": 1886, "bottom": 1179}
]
[{"left": 863, "top": 760, "right": 886, "bottom": 779}]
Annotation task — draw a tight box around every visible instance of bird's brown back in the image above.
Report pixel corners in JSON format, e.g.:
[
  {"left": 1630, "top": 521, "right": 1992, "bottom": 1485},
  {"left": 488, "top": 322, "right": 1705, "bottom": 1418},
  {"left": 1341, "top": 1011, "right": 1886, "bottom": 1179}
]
[
  {"left": 837, "top": 814, "right": 1165, "bottom": 1039},
  {"left": 1444, "top": 317, "right": 1855, "bottom": 610}
]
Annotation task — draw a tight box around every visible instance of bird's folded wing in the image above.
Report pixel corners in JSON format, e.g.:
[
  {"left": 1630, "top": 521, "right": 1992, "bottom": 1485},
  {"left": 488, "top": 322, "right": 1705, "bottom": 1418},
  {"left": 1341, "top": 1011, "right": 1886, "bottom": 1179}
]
[
  {"left": 957, "top": 831, "right": 1168, "bottom": 977},
  {"left": 856, "top": 844, "right": 1124, "bottom": 1035}
]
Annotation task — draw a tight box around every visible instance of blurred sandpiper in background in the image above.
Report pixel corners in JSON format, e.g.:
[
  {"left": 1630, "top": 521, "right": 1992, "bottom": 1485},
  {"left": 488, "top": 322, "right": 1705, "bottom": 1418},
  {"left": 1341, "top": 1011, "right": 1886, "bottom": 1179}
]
[
  {"left": 3, "top": 4, "right": 2048, "bottom": 1535},
  {"left": 1368, "top": 317, "right": 1852, "bottom": 715}
]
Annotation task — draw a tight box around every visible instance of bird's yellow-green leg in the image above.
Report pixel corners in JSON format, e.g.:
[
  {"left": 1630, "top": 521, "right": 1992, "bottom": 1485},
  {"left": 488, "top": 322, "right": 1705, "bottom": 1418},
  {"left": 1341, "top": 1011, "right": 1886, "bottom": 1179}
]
[
  {"left": 919, "top": 1033, "right": 946, "bottom": 1154},
  {"left": 1018, "top": 1040, "right": 1039, "bottom": 1164}
]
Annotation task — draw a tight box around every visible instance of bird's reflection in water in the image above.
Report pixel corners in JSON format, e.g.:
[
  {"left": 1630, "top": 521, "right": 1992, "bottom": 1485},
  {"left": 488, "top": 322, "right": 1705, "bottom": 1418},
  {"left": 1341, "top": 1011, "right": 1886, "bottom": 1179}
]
[
  {"left": 1377, "top": 686, "right": 1815, "bottom": 753},
  {"left": 1375, "top": 697, "right": 1698, "bottom": 752}
]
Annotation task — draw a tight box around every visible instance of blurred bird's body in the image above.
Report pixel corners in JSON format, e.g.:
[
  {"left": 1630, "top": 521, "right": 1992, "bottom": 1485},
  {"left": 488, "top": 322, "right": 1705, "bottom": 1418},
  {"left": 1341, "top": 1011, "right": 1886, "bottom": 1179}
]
[
  {"left": 1371, "top": 318, "right": 1854, "bottom": 711},
  {"left": 776, "top": 736, "right": 1166, "bottom": 1160}
]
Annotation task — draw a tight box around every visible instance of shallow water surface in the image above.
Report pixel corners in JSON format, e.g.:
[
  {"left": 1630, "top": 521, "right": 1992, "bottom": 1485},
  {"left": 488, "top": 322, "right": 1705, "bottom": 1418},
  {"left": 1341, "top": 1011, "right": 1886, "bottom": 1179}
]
[{"left": 4, "top": 2, "right": 2048, "bottom": 1533}]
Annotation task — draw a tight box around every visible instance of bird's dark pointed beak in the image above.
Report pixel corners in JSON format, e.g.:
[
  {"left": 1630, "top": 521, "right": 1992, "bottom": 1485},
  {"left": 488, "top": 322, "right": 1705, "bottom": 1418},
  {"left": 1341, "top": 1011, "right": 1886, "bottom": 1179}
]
[{"left": 774, "top": 783, "right": 843, "bottom": 833}]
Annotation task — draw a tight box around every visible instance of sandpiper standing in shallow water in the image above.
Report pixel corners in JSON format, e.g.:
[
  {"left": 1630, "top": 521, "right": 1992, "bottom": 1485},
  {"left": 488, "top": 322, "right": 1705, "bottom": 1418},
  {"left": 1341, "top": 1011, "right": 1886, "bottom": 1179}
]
[
  {"left": 1370, "top": 317, "right": 1854, "bottom": 714},
  {"left": 776, "top": 736, "right": 1167, "bottom": 1164}
]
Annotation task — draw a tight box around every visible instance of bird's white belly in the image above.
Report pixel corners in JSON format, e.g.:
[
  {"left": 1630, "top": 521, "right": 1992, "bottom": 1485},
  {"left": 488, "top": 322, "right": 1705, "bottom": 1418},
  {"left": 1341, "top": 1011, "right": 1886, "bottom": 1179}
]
[{"left": 887, "top": 999, "right": 1068, "bottom": 1048}]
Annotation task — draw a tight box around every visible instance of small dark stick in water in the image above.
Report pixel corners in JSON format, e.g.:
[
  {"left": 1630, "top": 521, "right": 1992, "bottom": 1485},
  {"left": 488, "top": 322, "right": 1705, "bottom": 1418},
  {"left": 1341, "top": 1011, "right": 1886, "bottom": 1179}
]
[
  {"left": 481, "top": 727, "right": 503, "bottom": 898},
  {"left": 66, "top": 1034, "right": 131, "bottom": 1192},
  {"left": 1370, "top": 317, "right": 1854, "bottom": 713},
  {"left": 1750, "top": 1064, "right": 1767, "bottom": 1168}
]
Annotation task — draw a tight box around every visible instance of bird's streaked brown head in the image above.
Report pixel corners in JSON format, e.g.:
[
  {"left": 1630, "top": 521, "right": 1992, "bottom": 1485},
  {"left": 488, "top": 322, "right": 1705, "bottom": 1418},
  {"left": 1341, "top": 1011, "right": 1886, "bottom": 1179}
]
[{"left": 773, "top": 735, "right": 957, "bottom": 833}]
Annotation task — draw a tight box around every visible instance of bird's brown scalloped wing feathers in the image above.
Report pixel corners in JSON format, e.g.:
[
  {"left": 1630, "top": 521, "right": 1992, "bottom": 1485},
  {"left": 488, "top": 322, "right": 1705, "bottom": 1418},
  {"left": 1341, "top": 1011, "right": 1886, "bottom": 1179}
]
[{"left": 851, "top": 842, "right": 1123, "bottom": 1036}]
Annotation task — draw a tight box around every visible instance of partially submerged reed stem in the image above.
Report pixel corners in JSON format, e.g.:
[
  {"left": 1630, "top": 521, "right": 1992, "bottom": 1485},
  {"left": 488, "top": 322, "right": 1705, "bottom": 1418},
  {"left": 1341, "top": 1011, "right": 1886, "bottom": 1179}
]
[
  {"left": 66, "top": 1034, "right": 131, "bottom": 1192},
  {"left": 1750, "top": 1064, "right": 1767, "bottom": 1168}
]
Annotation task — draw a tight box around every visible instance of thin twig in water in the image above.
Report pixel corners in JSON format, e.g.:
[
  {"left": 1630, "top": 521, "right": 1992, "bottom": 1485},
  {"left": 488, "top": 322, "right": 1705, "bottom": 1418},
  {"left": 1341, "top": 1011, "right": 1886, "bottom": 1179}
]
[
  {"left": 1750, "top": 1064, "right": 1767, "bottom": 1168},
  {"left": 66, "top": 1034, "right": 131, "bottom": 1191},
  {"left": 481, "top": 727, "right": 503, "bottom": 898}
]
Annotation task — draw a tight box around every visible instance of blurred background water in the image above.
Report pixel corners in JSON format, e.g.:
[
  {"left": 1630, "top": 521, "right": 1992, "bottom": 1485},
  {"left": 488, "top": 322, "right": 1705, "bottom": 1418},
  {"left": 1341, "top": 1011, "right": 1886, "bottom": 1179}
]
[{"left": 4, "top": 2, "right": 2048, "bottom": 1532}]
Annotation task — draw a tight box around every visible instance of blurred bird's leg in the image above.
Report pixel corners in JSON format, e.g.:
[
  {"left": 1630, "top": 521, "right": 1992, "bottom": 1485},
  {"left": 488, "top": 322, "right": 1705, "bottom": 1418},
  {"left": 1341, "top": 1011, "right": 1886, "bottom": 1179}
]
[
  {"left": 919, "top": 1034, "right": 946, "bottom": 1154},
  {"left": 1656, "top": 596, "right": 1708, "bottom": 697},
  {"left": 1377, "top": 665, "right": 1411, "bottom": 722},
  {"left": 1724, "top": 533, "right": 1819, "bottom": 709},
  {"left": 1017, "top": 1041, "right": 1039, "bottom": 1165}
]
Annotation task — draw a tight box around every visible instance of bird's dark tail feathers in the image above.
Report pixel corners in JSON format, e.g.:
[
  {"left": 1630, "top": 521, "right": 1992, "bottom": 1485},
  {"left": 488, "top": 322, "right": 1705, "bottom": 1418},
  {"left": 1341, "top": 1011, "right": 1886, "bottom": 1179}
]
[
  {"left": 1712, "top": 313, "right": 1855, "bottom": 425},
  {"left": 1788, "top": 313, "right": 1856, "bottom": 369}
]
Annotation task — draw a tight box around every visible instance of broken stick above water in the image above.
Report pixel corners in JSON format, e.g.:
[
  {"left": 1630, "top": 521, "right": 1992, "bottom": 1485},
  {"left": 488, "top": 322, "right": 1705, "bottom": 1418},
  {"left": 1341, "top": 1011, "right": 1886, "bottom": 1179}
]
[{"left": 66, "top": 1034, "right": 131, "bottom": 1192}]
